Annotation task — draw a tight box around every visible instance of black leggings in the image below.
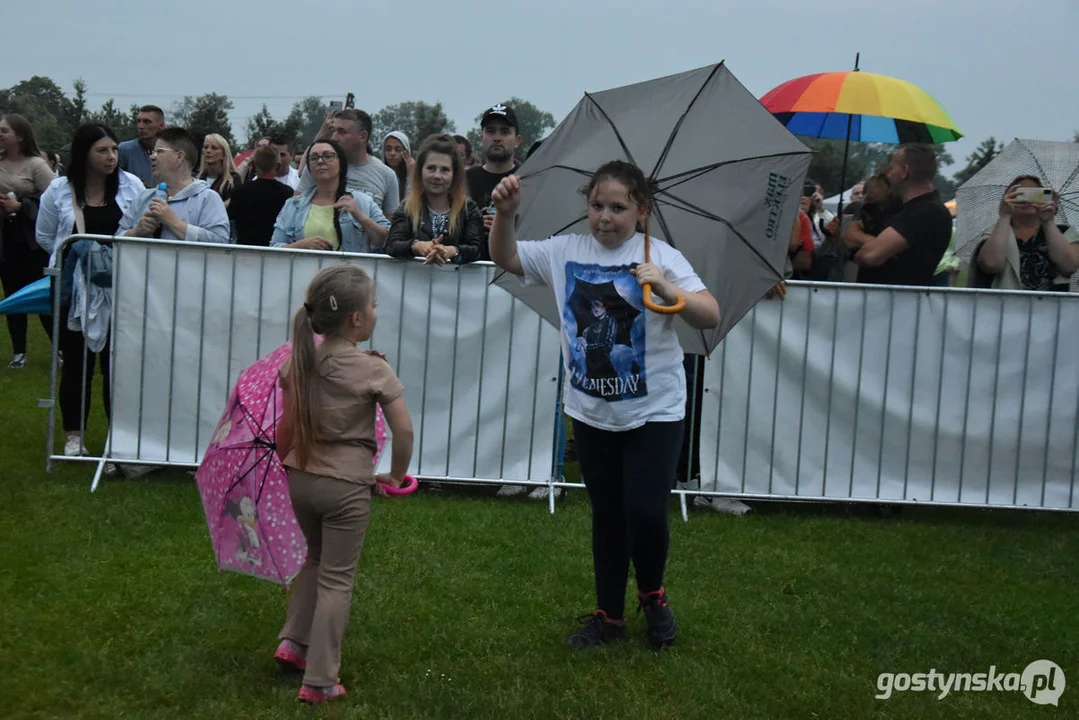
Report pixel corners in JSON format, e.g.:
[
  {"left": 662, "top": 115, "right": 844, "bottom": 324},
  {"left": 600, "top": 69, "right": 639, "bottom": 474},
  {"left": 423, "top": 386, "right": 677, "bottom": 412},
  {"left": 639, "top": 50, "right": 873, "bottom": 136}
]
[
  {"left": 0, "top": 239, "right": 52, "bottom": 355},
  {"left": 573, "top": 418, "right": 684, "bottom": 619},
  {"left": 58, "top": 305, "right": 111, "bottom": 432}
]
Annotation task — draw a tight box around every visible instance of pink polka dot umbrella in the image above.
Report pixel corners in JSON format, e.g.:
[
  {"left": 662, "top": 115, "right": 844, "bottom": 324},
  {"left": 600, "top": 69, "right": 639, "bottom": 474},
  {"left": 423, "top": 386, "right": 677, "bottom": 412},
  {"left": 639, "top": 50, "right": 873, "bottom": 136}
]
[{"left": 195, "top": 341, "right": 393, "bottom": 586}]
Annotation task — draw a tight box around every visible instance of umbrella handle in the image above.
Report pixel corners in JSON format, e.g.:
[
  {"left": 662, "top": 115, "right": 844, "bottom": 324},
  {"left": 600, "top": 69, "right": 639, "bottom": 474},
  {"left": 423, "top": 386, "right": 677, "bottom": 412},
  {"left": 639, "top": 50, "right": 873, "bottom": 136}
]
[
  {"left": 643, "top": 286, "right": 686, "bottom": 314},
  {"left": 642, "top": 218, "right": 687, "bottom": 314}
]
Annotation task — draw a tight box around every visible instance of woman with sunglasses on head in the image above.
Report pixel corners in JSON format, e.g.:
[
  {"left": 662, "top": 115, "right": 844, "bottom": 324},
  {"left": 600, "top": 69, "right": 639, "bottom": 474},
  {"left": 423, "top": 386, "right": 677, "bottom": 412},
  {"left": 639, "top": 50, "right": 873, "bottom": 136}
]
[
  {"left": 271, "top": 138, "right": 390, "bottom": 252},
  {"left": 0, "top": 114, "right": 55, "bottom": 369}
]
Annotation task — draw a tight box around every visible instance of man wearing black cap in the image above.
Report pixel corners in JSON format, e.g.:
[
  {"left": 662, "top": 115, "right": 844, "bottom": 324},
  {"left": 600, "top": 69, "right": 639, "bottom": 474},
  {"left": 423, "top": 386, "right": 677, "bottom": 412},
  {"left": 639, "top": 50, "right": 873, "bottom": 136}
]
[{"left": 467, "top": 104, "right": 522, "bottom": 250}]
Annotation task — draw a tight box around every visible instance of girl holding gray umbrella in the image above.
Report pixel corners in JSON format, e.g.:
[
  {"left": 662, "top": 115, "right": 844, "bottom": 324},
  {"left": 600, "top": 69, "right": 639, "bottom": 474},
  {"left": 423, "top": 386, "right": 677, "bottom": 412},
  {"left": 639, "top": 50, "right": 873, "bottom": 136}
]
[{"left": 489, "top": 162, "right": 719, "bottom": 650}]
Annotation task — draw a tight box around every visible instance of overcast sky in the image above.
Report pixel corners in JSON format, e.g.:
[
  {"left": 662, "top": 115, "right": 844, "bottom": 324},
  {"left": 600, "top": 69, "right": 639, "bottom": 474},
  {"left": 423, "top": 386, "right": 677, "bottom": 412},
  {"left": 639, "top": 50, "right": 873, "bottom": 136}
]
[{"left": 7, "top": 0, "right": 1078, "bottom": 177}]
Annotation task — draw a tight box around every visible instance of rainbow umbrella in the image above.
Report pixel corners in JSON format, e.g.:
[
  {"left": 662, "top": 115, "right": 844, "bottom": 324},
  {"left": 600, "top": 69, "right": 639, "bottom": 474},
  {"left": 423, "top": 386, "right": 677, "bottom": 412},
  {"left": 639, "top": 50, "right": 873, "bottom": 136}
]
[{"left": 761, "top": 69, "right": 962, "bottom": 144}]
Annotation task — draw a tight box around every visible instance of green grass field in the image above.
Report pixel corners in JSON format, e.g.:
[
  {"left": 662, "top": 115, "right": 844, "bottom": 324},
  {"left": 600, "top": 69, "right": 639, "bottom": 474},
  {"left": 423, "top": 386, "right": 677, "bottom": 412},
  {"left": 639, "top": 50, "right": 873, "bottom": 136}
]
[{"left": 2, "top": 325, "right": 1077, "bottom": 719}]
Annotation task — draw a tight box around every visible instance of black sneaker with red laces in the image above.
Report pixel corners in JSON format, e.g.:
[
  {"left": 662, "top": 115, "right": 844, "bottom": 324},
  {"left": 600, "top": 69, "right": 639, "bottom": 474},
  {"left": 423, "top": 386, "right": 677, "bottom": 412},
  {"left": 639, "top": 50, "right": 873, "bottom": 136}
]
[
  {"left": 638, "top": 587, "right": 678, "bottom": 649},
  {"left": 566, "top": 609, "right": 627, "bottom": 649}
]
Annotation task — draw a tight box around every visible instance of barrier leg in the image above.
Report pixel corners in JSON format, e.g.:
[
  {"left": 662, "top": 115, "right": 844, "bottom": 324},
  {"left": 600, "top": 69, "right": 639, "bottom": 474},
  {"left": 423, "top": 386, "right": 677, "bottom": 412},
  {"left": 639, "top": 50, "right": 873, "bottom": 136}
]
[{"left": 90, "top": 429, "right": 112, "bottom": 493}]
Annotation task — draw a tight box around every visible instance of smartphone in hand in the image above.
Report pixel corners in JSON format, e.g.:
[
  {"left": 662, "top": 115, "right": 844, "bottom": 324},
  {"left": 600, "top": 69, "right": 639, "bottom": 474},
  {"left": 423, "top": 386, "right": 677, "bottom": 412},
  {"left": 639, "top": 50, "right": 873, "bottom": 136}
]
[{"left": 1013, "top": 187, "right": 1053, "bottom": 204}]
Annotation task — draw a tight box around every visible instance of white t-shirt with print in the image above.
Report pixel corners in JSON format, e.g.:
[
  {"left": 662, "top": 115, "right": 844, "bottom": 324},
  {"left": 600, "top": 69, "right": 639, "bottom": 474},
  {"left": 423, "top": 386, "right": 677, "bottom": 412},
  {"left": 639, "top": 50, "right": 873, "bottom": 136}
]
[{"left": 517, "top": 232, "right": 706, "bottom": 432}]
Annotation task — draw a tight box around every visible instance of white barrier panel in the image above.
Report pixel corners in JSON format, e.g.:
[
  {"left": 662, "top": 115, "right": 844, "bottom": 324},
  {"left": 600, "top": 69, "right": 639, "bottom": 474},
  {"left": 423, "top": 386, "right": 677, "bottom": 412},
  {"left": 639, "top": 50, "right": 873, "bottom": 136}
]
[
  {"left": 699, "top": 283, "right": 1079, "bottom": 510},
  {"left": 109, "top": 239, "right": 562, "bottom": 482}
]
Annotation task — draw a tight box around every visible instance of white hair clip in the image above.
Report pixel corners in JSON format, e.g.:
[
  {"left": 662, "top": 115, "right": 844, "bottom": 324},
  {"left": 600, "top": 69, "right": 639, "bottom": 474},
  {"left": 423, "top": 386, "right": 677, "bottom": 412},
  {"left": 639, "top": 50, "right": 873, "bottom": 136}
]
[{"left": 329, "top": 295, "right": 338, "bottom": 311}]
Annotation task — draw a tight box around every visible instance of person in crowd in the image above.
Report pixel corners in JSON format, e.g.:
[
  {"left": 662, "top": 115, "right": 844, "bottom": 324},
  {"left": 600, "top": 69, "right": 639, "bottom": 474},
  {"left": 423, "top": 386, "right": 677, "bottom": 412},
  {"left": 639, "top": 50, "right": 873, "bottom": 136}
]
[
  {"left": 383, "top": 134, "right": 483, "bottom": 265},
  {"left": 466, "top": 104, "right": 521, "bottom": 248},
  {"left": 805, "top": 181, "right": 836, "bottom": 249},
  {"left": 840, "top": 180, "right": 868, "bottom": 220},
  {"left": 117, "top": 127, "right": 230, "bottom": 244},
  {"left": 841, "top": 174, "right": 898, "bottom": 282},
  {"left": 35, "top": 123, "right": 144, "bottom": 455},
  {"left": 293, "top": 148, "right": 305, "bottom": 170},
  {"left": 453, "top": 134, "right": 474, "bottom": 168},
  {"left": 855, "top": 174, "right": 897, "bottom": 237},
  {"left": 270, "top": 134, "right": 299, "bottom": 190},
  {"left": 381, "top": 131, "right": 412, "bottom": 205},
  {"left": 488, "top": 161, "right": 720, "bottom": 650},
  {"left": 798, "top": 180, "right": 846, "bottom": 281},
  {"left": 198, "top": 133, "right": 242, "bottom": 205},
  {"left": 45, "top": 151, "right": 63, "bottom": 175},
  {"left": 227, "top": 146, "right": 295, "bottom": 246},
  {"left": 118, "top": 105, "right": 165, "bottom": 187},
  {"left": 970, "top": 175, "right": 1079, "bottom": 291},
  {"left": 272, "top": 264, "right": 413, "bottom": 705},
  {"left": 933, "top": 201, "right": 963, "bottom": 287},
  {"left": 0, "top": 114, "right": 55, "bottom": 369},
  {"left": 844, "top": 144, "right": 953, "bottom": 286},
  {"left": 271, "top": 138, "right": 390, "bottom": 252},
  {"left": 236, "top": 136, "right": 271, "bottom": 183},
  {"left": 300, "top": 109, "right": 399, "bottom": 218}
]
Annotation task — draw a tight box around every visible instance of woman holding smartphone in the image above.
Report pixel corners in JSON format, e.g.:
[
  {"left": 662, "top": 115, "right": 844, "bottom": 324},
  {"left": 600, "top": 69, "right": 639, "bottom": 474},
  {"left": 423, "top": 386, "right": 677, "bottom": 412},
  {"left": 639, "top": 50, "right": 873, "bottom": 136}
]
[{"left": 972, "top": 175, "right": 1078, "bottom": 291}]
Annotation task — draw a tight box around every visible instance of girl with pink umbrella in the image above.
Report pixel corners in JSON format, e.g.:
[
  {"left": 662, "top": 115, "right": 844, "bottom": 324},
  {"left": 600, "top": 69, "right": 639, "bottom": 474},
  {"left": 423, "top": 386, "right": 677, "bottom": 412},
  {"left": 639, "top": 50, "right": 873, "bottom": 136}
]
[{"left": 272, "top": 265, "right": 414, "bottom": 705}]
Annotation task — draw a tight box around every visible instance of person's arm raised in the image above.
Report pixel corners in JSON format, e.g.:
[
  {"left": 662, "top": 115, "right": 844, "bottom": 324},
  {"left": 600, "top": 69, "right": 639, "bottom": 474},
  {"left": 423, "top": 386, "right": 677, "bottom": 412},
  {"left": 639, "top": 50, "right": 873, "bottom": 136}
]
[
  {"left": 1040, "top": 199, "right": 1079, "bottom": 276},
  {"left": 977, "top": 188, "right": 1021, "bottom": 274},
  {"left": 488, "top": 175, "right": 523, "bottom": 276}
]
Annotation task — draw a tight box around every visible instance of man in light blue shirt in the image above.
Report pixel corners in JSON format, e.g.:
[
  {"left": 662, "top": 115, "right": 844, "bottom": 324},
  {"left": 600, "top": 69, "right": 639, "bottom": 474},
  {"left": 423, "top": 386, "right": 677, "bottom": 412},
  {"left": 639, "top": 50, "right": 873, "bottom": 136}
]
[{"left": 118, "top": 105, "right": 165, "bottom": 187}]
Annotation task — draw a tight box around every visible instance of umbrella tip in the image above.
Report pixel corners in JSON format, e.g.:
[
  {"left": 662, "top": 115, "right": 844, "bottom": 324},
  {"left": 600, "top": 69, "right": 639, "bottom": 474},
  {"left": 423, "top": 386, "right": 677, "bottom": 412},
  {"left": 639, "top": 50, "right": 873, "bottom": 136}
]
[{"left": 854, "top": 52, "right": 860, "bottom": 71}]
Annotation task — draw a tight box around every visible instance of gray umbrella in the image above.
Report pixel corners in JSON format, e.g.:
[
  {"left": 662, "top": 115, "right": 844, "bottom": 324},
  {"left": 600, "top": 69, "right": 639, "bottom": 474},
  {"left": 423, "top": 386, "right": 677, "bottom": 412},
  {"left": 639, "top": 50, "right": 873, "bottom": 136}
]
[
  {"left": 955, "top": 138, "right": 1079, "bottom": 262},
  {"left": 492, "top": 62, "right": 813, "bottom": 355}
]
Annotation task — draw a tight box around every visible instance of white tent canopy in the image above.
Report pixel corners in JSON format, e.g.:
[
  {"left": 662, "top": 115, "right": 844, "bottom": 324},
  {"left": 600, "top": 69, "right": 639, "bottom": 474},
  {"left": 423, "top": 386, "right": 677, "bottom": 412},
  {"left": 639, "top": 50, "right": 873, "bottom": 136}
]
[{"left": 823, "top": 184, "right": 864, "bottom": 214}]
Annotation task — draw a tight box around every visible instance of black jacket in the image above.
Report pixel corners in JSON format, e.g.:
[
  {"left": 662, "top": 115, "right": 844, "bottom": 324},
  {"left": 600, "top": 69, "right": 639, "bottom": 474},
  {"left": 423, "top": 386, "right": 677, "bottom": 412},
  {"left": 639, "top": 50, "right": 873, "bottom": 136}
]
[{"left": 384, "top": 199, "right": 485, "bottom": 264}]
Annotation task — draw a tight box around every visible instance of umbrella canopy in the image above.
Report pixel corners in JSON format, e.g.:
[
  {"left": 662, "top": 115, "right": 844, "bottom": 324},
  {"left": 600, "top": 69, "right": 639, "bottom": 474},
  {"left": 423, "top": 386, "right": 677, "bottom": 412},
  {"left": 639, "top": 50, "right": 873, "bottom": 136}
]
[
  {"left": 761, "top": 71, "right": 962, "bottom": 144},
  {"left": 496, "top": 62, "right": 813, "bottom": 354},
  {"left": 954, "top": 138, "right": 1079, "bottom": 261},
  {"left": 196, "top": 341, "right": 389, "bottom": 585},
  {"left": 0, "top": 276, "right": 51, "bottom": 316}
]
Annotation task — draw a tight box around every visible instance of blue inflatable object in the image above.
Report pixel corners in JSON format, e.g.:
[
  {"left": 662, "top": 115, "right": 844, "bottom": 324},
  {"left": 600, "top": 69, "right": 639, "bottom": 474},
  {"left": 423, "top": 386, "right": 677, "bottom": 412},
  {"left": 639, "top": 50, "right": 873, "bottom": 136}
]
[{"left": 0, "top": 276, "right": 51, "bottom": 315}]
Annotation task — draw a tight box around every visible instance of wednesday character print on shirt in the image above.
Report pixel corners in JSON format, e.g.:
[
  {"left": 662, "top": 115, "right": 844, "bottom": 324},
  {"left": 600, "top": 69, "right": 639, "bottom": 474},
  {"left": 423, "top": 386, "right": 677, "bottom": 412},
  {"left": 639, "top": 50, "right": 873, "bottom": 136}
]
[{"left": 563, "top": 261, "right": 647, "bottom": 401}]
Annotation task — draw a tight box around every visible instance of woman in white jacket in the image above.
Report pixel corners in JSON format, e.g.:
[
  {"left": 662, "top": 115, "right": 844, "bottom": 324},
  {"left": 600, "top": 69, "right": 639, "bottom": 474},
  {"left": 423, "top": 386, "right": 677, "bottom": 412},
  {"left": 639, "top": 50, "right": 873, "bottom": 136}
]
[{"left": 36, "top": 123, "right": 144, "bottom": 456}]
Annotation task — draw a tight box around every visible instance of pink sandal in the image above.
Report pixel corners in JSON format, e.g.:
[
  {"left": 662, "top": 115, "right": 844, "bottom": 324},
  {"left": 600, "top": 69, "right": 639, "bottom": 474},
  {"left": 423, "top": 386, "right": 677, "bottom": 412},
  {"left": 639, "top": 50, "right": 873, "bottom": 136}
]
[
  {"left": 273, "top": 639, "right": 306, "bottom": 673},
  {"left": 297, "top": 684, "right": 347, "bottom": 705}
]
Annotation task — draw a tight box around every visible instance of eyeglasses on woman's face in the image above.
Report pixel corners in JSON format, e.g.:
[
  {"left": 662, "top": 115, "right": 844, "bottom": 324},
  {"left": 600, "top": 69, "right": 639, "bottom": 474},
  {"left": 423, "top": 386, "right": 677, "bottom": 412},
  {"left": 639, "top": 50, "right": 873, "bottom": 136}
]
[{"left": 309, "top": 152, "right": 339, "bottom": 165}]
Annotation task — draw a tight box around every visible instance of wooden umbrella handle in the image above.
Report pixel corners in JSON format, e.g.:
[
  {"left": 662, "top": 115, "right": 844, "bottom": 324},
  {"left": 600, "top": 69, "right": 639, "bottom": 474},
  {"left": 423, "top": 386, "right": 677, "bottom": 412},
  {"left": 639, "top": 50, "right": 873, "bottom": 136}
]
[{"left": 642, "top": 218, "right": 686, "bottom": 314}]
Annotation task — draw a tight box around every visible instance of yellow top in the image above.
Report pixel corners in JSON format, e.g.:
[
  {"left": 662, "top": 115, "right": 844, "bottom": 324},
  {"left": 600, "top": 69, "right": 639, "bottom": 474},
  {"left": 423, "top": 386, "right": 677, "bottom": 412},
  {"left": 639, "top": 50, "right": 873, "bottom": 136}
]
[{"left": 302, "top": 204, "right": 339, "bottom": 250}]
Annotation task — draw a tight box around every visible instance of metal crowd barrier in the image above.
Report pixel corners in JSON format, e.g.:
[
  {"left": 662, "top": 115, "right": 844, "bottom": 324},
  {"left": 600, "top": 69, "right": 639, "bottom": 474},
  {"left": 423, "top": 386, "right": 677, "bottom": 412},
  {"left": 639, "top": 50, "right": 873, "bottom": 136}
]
[
  {"left": 43, "top": 235, "right": 562, "bottom": 496},
  {"left": 42, "top": 236, "right": 1079, "bottom": 515},
  {"left": 685, "top": 281, "right": 1079, "bottom": 513}
]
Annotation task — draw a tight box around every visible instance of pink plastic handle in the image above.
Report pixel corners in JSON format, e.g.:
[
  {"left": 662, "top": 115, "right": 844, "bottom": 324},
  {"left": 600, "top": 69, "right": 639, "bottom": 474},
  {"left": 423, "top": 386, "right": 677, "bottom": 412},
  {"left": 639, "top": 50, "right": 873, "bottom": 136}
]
[{"left": 377, "top": 474, "right": 418, "bottom": 496}]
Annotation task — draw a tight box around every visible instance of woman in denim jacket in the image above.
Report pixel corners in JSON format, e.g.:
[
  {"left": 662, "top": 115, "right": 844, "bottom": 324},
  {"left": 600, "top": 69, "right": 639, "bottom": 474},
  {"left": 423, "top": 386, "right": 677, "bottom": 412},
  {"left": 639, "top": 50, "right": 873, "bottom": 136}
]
[{"left": 270, "top": 138, "right": 389, "bottom": 253}]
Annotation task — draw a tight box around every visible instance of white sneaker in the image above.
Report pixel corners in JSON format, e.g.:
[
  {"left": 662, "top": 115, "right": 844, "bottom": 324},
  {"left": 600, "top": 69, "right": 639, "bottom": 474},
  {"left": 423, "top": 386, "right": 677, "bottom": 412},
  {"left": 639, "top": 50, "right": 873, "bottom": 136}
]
[
  {"left": 64, "top": 435, "right": 88, "bottom": 456},
  {"left": 495, "top": 484, "right": 528, "bottom": 498},
  {"left": 527, "top": 485, "right": 563, "bottom": 500},
  {"left": 693, "top": 496, "right": 752, "bottom": 515},
  {"left": 8, "top": 353, "right": 27, "bottom": 369},
  {"left": 104, "top": 463, "right": 118, "bottom": 476}
]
